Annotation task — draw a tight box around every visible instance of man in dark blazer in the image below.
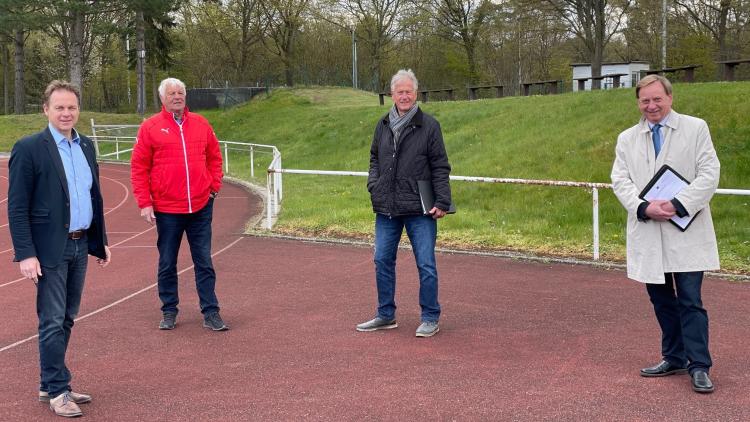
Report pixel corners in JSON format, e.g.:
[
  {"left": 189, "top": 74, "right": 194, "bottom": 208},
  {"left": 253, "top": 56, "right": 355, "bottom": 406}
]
[{"left": 8, "top": 80, "right": 111, "bottom": 418}]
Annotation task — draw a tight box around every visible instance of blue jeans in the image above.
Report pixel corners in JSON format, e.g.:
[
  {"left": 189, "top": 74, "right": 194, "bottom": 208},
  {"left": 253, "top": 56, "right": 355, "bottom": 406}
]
[
  {"left": 155, "top": 199, "right": 219, "bottom": 315},
  {"left": 373, "top": 213, "right": 440, "bottom": 322},
  {"left": 646, "top": 271, "right": 712, "bottom": 374},
  {"left": 37, "top": 236, "right": 88, "bottom": 398}
]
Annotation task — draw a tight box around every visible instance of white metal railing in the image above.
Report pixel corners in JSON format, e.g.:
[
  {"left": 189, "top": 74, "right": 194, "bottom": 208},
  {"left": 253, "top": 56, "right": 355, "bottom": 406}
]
[
  {"left": 89, "top": 120, "right": 282, "bottom": 228},
  {"left": 266, "top": 168, "right": 750, "bottom": 260}
]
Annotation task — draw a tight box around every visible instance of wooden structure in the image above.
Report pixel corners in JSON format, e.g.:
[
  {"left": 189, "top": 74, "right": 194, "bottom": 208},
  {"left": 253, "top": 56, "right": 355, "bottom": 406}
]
[
  {"left": 467, "top": 84, "right": 504, "bottom": 100},
  {"left": 573, "top": 73, "right": 627, "bottom": 91},
  {"left": 716, "top": 59, "right": 750, "bottom": 81},
  {"left": 419, "top": 89, "right": 454, "bottom": 102},
  {"left": 521, "top": 80, "right": 561, "bottom": 96},
  {"left": 642, "top": 65, "right": 701, "bottom": 83}
]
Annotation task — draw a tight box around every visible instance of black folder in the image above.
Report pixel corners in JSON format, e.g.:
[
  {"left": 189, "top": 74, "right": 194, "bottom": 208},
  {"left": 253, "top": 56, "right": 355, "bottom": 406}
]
[
  {"left": 638, "top": 164, "right": 699, "bottom": 232},
  {"left": 417, "top": 180, "right": 456, "bottom": 215}
]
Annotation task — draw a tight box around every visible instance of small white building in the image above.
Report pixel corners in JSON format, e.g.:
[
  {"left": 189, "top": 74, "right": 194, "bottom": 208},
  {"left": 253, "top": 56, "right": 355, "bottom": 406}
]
[{"left": 571, "top": 61, "right": 651, "bottom": 91}]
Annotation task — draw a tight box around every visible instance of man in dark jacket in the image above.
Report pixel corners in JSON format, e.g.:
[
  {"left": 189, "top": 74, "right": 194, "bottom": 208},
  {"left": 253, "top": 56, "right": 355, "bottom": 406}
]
[
  {"left": 356, "top": 69, "right": 452, "bottom": 338},
  {"left": 8, "top": 80, "right": 111, "bottom": 417}
]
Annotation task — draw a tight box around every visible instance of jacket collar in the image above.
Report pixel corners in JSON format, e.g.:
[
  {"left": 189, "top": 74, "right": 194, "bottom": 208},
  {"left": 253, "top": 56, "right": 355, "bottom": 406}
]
[
  {"left": 160, "top": 105, "right": 190, "bottom": 123},
  {"left": 639, "top": 110, "right": 680, "bottom": 133}
]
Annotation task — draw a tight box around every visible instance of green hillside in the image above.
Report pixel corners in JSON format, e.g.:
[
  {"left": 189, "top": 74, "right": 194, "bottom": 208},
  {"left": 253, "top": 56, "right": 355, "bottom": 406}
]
[
  {"left": 202, "top": 84, "right": 749, "bottom": 273},
  {"left": 2, "top": 83, "right": 748, "bottom": 273}
]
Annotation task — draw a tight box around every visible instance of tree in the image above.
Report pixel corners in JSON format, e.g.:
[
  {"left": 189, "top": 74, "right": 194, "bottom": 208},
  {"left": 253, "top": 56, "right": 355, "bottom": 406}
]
[
  {"left": 426, "top": 0, "right": 493, "bottom": 83},
  {"left": 546, "top": 0, "right": 632, "bottom": 88},
  {"left": 43, "top": 1, "right": 113, "bottom": 101},
  {"left": 674, "top": 0, "right": 746, "bottom": 61},
  {"left": 197, "top": 0, "right": 263, "bottom": 83},
  {"left": 121, "top": 0, "right": 179, "bottom": 114},
  {"left": 337, "top": 0, "right": 409, "bottom": 90},
  {"left": 0, "top": 0, "right": 51, "bottom": 113},
  {"left": 1, "top": 42, "right": 8, "bottom": 114},
  {"left": 260, "top": 0, "right": 311, "bottom": 86}
]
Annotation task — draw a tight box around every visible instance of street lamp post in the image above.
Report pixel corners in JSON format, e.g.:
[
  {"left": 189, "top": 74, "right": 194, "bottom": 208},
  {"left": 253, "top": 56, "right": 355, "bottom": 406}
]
[
  {"left": 351, "top": 28, "right": 358, "bottom": 89},
  {"left": 126, "top": 35, "right": 132, "bottom": 105},
  {"left": 662, "top": 0, "right": 667, "bottom": 69}
]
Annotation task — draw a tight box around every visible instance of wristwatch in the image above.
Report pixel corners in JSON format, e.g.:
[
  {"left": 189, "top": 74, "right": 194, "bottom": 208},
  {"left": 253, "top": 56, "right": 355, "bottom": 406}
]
[{"left": 209, "top": 191, "right": 218, "bottom": 199}]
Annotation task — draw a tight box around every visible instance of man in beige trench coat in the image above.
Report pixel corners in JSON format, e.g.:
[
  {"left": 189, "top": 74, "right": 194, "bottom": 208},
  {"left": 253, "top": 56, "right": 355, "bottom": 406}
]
[{"left": 611, "top": 75, "right": 720, "bottom": 394}]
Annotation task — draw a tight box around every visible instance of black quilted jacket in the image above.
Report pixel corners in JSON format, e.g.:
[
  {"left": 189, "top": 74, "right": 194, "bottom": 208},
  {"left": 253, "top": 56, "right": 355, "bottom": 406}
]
[{"left": 367, "top": 108, "right": 452, "bottom": 216}]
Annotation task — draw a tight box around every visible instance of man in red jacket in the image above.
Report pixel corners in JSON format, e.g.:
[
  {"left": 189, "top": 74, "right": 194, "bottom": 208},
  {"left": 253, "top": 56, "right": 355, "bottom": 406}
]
[{"left": 131, "top": 77, "right": 227, "bottom": 331}]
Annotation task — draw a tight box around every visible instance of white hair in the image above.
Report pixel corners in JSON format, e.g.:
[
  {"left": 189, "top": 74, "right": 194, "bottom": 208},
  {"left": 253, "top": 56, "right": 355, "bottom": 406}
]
[
  {"left": 158, "top": 78, "right": 186, "bottom": 98},
  {"left": 390, "top": 69, "right": 418, "bottom": 92}
]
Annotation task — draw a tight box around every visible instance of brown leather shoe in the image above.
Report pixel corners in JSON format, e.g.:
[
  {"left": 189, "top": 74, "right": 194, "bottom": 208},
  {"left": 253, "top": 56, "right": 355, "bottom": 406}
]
[
  {"left": 40, "top": 390, "right": 92, "bottom": 404},
  {"left": 49, "top": 392, "right": 83, "bottom": 417}
]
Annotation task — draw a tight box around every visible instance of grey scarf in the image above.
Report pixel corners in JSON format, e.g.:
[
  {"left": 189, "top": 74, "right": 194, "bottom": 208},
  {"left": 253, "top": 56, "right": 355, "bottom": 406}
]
[{"left": 388, "top": 104, "right": 418, "bottom": 147}]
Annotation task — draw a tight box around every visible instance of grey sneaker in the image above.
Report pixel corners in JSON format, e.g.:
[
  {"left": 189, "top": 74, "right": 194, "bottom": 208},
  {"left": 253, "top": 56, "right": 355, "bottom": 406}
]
[
  {"left": 415, "top": 321, "right": 439, "bottom": 337},
  {"left": 203, "top": 312, "right": 229, "bottom": 331},
  {"left": 159, "top": 312, "right": 177, "bottom": 330},
  {"left": 39, "top": 390, "right": 91, "bottom": 404},
  {"left": 49, "top": 392, "right": 83, "bottom": 418},
  {"left": 356, "top": 317, "right": 398, "bottom": 332}
]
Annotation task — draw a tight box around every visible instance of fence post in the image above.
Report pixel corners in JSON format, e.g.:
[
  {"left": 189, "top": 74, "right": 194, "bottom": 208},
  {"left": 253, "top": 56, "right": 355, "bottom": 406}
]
[
  {"left": 250, "top": 146, "right": 255, "bottom": 178},
  {"left": 90, "top": 118, "right": 100, "bottom": 156},
  {"left": 115, "top": 138, "right": 120, "bottom": 160},
  {"left": 224, "top": 143, "right": 229, "bottom": 174},
  {"left": 266, "top": 170, "right": 273, "bottom": 229},
  {"left": 592, "top": 187, "right": 600, "bottom": 260},
  {"left": 276, "top": 155, "right": 283, "bottom": 203}
]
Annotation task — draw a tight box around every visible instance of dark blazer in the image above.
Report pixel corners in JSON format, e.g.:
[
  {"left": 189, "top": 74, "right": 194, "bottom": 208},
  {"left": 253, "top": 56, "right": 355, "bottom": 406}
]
[{"left": 8, "top": 127, "right": 108, "bottom": 267}]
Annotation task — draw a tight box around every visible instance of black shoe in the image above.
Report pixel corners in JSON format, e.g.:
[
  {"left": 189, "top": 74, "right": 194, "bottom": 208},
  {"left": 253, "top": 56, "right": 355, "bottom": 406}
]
[
  {"left": 691, "top": 370, "right": 714, "bottom": 393},
  {"left": 640, "top": 360, "right": 688, "bottom": 377},
  {"left": 203, "top": 312, "right": 229, "bottom": 331},
  {"left": 159, "top": 312, "right": 177, "bottom": 330}
]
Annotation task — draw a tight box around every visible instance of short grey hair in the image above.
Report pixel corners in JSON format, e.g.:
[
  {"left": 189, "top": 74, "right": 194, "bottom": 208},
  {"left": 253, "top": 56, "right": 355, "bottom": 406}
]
[
  {"left": 390, "top": 69, "right": 418, "bottom": 92},
  {"left": 158, "top": 78, "right": 186, "bottom": 98}
]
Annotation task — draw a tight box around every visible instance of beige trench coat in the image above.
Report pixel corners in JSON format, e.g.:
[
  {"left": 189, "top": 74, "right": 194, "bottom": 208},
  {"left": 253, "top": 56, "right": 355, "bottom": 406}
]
[{"left": 611, "top": 111, "right": 720, "bottom": 284}]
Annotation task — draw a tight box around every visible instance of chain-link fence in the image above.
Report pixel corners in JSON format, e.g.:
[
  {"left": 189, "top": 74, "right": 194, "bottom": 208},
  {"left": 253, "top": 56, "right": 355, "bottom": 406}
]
[{"left": 186, "top": 87, "right": 269, "bottom": 111}]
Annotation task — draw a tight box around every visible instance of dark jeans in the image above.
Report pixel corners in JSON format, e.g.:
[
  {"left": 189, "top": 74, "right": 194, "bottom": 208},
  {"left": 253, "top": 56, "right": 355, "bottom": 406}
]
[
  {"left": 37, "top": 236, "right": 88, "bottom": 398},
  {"left": 155, "top": 199, "right": 219, "bottom": 315},
  {"left": 373, "top": 213, "right": 440, "bottom": 322},
  {"left": 646, "top": 271, "right": 712, "bottom": 374}
]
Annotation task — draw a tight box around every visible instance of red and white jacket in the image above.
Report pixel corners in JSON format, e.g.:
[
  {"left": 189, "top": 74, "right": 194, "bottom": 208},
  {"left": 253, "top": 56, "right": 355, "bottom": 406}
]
[{"left": 131, "top": 106, "right": 223, "bottom": 214}]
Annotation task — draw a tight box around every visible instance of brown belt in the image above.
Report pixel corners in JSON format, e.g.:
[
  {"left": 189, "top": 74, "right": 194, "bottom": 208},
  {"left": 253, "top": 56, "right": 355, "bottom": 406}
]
[{"left": 68, "top": 230, "right": 86, "bottom": 240}]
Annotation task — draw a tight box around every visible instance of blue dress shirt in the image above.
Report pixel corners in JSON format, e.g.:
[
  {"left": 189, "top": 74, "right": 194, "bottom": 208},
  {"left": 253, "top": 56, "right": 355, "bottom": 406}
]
[{"left": 49, "top": 124, "right": 93, "bottom": 232}]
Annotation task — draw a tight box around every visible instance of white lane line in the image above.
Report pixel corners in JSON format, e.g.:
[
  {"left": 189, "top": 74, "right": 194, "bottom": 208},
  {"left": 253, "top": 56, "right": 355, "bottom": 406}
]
[
  {"left": 0, "top": 237, "right": 244, "bottom": 353},
  {"left": 0, "top": 277, "right": 27, "bottom": 288},
  {"left": 101, "top": 175, "right": 130, "bottom": 216}
]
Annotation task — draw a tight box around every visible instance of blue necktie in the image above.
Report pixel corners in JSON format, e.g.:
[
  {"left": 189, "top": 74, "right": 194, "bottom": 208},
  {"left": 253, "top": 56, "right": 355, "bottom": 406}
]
[{"left": 652, "top": 123, "right": 662, "bottom": 158}]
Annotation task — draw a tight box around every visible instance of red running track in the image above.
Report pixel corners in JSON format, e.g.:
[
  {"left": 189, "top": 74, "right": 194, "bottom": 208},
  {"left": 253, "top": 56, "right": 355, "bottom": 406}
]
[{"left": 0, "top": 161, "right": 749, "bottom": 421}]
